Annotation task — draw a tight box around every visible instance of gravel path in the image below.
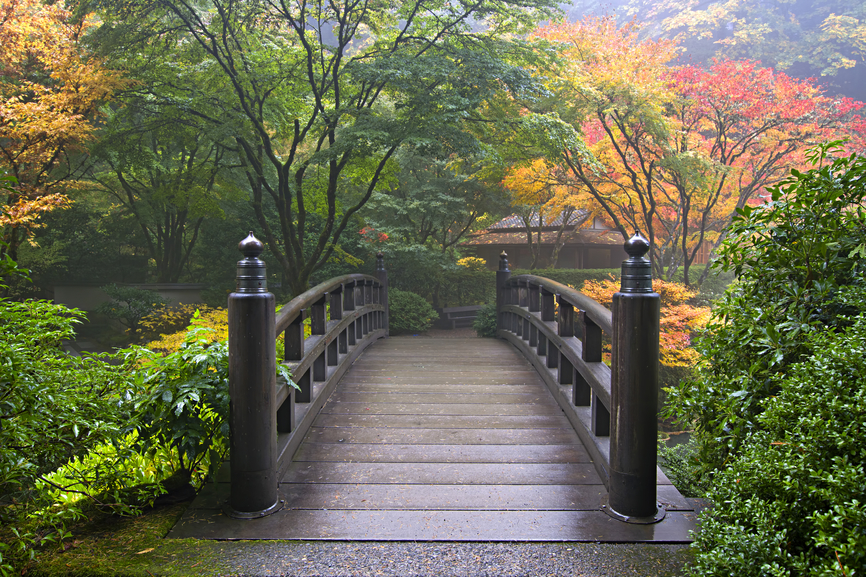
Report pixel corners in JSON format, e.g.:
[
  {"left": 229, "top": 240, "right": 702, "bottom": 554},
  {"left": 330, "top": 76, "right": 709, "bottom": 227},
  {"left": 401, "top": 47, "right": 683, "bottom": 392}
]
[{"left": 218, "top": 541, "right": 692, "bottom": 576}]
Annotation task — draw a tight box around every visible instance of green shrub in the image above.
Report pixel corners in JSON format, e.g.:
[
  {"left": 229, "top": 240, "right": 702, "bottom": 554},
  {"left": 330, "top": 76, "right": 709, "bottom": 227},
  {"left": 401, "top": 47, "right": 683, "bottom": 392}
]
[
  {"left": 688, "top": 307, "right": 866, "bottom": 576},
  {"left": 0, "top": 299, "right": 142, "bottom": 574},
  {"left": 670, "top": 145, "right": 866, "bottom": 471},
  {"left": 664, "top": 143, "right": 866, "bottom": 576},
  {"left": 96, "top": 284, "right": 169, "bottom": 336},
  {"left": 472, "top": 303, "right": 498, "bottom": 337},
  {"left": 388, "top": 289, "right": 439, "bottom": 334}
]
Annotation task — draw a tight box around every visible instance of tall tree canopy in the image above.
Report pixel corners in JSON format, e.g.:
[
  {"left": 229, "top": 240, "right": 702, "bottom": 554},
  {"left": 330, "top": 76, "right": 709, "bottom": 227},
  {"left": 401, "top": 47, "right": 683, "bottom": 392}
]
[
  {"left": 623, "top": 0, "right": 866, "bottom": 99},
  {"left": 522, "top": 17, "right": 865, "bottom": 285},
  {"left": 96, "top": 0, "right": 558, "bottom": 295},
  {"left": 0, "top": 0, "right": 124, "bottom": 260}
]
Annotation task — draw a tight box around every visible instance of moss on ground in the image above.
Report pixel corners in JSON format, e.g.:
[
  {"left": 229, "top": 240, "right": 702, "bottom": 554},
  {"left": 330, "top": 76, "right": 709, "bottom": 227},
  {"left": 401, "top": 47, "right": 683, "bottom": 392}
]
[{"left": 26, "top": 504, "right": 232, "bottom": 577}]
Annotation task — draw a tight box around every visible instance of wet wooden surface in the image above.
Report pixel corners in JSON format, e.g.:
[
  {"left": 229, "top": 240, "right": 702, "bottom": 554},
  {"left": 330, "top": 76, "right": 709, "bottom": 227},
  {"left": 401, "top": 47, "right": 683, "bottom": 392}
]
[{"left": 171, "top": 336, "right": 698, "bottom": 541}]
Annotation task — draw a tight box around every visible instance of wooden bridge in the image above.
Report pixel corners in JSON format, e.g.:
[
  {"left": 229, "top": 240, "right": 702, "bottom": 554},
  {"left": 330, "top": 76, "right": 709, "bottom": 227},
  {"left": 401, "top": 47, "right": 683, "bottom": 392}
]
[{"left": 169, "top": 234, "right": 700, "bottom": 542}]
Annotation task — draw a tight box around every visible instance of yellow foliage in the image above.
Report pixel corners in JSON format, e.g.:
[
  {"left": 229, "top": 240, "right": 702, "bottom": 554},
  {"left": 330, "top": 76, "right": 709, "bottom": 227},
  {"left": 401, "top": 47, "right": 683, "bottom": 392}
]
[
  {"left": 143, "top": 305, "right": 228, "bottom": 354},
  {"left": 0, "top": 0, "right": 126, "bottom": 248},
  {"left": 457, "top": 257, "right": 487, "bottom": 271},
  {"left": 581, "top": 277, "right": 710, "bottom": 368}
]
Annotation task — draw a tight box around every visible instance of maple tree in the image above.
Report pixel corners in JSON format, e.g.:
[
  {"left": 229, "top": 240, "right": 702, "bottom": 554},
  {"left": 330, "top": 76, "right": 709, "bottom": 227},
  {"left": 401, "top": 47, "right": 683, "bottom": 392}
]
[
  {"left": 524, "top": 16, "right": 865, "bottom": 285},
  {"left": 501, "top": 158, "right": 598, "bottom": 269},
  {"left": 98, "top": 0, "right": 559, "bottom": 296},
  {"left": 581, "top": 276, "right": 709, "bottom": 369},
  {"left": 0, "top": 0, "right": 124, "bottom": 261},
  {"left": 624, "top": 0, "right": 866, "bottom": 97}
]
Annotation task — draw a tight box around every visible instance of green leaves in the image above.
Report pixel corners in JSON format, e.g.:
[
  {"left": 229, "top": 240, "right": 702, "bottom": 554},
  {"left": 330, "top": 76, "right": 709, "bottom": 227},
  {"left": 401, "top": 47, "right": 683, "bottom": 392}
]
[{"left": 667, "top": 143, "right": 866, "bottom": 575}]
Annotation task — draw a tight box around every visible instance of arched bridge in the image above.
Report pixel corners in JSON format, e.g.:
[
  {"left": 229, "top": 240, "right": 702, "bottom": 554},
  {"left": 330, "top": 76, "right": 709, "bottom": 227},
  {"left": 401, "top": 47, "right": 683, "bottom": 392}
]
[{"left": 170, "top": 234, "right": 700, "bottom": 542}]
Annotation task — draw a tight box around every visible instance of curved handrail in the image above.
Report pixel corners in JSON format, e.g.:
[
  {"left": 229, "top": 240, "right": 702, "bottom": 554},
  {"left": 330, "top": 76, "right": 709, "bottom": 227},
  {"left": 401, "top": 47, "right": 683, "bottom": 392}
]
[
  {"left": 506, "top": 274, "right": 613, "bottom": 335},
  {"left": 275, "top": 273, "right": 380, "bottom": 333}
]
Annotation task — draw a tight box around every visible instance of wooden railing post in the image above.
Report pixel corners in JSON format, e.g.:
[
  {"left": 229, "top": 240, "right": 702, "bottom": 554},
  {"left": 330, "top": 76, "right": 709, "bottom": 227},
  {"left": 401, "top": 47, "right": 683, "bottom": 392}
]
[
  {"left": 227, "top": 232, "right": 280, "bottom": 518},
  {"left": 375, "top": 252, "right": 389, "bottom": 335},
  {"left": 496, "top": 251, "right": 511, "bottom": 335},
  {"left": 608, "top": 231, "right": 661, "bottom": 521}
]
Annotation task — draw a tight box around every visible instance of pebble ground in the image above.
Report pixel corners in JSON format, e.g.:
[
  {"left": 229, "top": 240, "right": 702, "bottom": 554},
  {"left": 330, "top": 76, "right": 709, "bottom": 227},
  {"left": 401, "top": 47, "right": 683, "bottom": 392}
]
[{"left": 216, "top": 541, "right": 692, "bottom": 576}]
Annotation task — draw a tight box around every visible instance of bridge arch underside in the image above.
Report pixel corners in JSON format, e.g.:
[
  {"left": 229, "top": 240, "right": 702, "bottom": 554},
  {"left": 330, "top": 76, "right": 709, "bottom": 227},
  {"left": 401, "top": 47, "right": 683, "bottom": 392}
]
[{"left": 170, "top": 337, "right": 698, "bottom": 541}]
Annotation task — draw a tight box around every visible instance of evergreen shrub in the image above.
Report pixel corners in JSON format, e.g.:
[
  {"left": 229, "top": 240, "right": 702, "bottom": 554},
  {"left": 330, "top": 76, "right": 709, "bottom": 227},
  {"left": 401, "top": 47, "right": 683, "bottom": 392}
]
[
  {"left": 667, "top": 144, "right": 866, "bottom": 576},
  {"left": 388, "top": 290, "right": 439, "bottom": 334},
  {"left": 472, "top": 303, "right": 498, "bottom": 337}
]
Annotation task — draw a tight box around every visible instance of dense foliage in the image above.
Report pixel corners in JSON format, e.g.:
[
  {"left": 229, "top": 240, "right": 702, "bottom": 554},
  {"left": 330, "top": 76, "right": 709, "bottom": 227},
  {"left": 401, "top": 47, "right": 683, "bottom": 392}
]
[
  {"left": 0, "top": 300, "right": 140, "bottom": 573},
  {"left": 667, "top": 144, "right": 866, "bottom": 575},
  {"left": 472, "top": 303, "right": 499, "bottom": 338},
  {"left": 388, "top": 290, "right": 439, "bottom": 335},
  {"left": 96, "top": 284, "right": 169, "bottom": 336}
]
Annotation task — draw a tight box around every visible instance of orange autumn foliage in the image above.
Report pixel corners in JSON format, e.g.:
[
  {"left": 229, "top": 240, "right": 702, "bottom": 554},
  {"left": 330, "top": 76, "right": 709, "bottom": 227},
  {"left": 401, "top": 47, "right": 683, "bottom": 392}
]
[
  {"left": 581, "top": 277, "right": 710, "bottom": 368},
  {"left": 0, "top": 0, "right": 125, "bottom": 255},
  {"left": 528, "top": 17, "right": 865, "bottom": 285}
]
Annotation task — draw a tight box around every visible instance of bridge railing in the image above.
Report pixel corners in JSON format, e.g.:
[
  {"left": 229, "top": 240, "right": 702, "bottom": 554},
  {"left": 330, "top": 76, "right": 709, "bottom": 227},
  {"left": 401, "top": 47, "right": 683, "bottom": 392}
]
[
  {"left": 225, "top": 233, "right": 388, "bottom": 518},
  {"left": 495, "top": 233, "right": 663, "bottom": 523}
]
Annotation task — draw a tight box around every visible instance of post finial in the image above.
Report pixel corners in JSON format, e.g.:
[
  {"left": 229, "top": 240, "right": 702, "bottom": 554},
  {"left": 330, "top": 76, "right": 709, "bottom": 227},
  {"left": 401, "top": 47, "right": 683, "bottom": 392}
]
[
  {"left": 499, "top": 251, "right": 510, "bottom": 271},
  {"left": 236, "top": 232, "right": 267, "bottom": 293},
  {"left": 239, "top": 231, "right": 264, "bottom": 258},
  {"left": 619, "top": 231, "right": 653, "bottom": 294},
  {"left": 376, "top": 251, "right": 385, "bottom": 271}
]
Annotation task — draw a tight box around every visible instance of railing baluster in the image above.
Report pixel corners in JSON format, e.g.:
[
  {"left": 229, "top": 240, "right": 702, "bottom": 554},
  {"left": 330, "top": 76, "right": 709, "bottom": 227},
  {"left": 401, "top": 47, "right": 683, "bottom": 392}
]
[
  {"left": 296, "top": 369, "right": 311, "bottom": 403},
  {"left": 580, "top": 311, "right": 602, "bottom": 363},
  {"left": 276, "top": 391, "right": 294, "bottom": 433},
  {"left": 529, "top": 283, "right": 540, "bottom": 313},
  {"left": 541, "top": 289, "right": 555, "bottom": 322},
  {"left": 557, "top": 296, "right": 574, "bottom": 338},
  {"left": 330, "top": 285, "right": 343, "bottom": 319},
  {"left": 546, "top": 345, "right": 559, "bottom": 369},
  {"left": 343, "top": 281, "right": 355, "bottom": 311},
  {"left": 537, "top": 332, "right": 547, "bottom": 356},
  {"left": 592, "top": 394, "right": 610, "bottom": 436},
  {"left": 284, "top": 310, "right": 305, "bottom": 361},
  {"left": 573, "top": 370, "right": 591, "bottom": 406},
  {"left": 311, "top": 295, "right": 327, "bottom": 335}
]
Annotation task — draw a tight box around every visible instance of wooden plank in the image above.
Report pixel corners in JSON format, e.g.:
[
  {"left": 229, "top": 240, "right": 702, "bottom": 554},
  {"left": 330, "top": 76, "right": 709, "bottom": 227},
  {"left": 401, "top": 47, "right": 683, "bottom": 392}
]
[
  {"left": 281, "top": 462, "right": 602, "bottom": 485},
  {"left": 292, "top": 443, "right": 592, "bottom": 463},
  {"left": 169, "top": 508, "right": 698, "bottom": 542},
  {"left": 312, "top": 413, "right": 573, "bottom": 429},
  {"left": 328, "top": 392, "right": 561, "bottom": 405},
  {"left": 302, "top": 427, "right": 580, "bottom": 446},
  {"left": 277, "top": 483, "right": 606, "bottom": 510},
  {"left": 320, "top": 403, "right": 566, "bottom": 416},
  {"left": 337, "top": 384, "right": 544, "bottom": 394}
]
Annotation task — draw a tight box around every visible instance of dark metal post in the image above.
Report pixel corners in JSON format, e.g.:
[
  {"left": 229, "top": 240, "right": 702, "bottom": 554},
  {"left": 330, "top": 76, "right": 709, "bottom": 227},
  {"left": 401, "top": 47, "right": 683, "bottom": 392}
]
[
  {"left": 375, "top": 252, "right": 389, "bottom": 335},
  {"left": 607, "top": 231, "right": 662, "bottom": 522},
  {"left": 227, "top": 232, "right": 280, "bottom": 518},
  {"left": 496, "top": 252, "right": 511, "bottom": 335}
]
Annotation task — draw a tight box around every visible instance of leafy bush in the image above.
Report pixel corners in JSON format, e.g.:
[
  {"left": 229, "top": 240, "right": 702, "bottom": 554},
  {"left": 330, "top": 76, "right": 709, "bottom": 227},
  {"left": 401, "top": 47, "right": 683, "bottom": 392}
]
[
  {"left": 96, "top": 284, "right": 169, "bottom": 335},
  {"left": 688, "top": 307, "right": 866, "bottom": 576},
  {"left": 388, "top": 289, "right": 439, "bottom": 334},
  {"left": 671, "top": 145, "right": 866, "bottom": 471},
  {"left": 129, "top": 326, "right": 232, "bottom": 487},
  {"left": 141, "top": 305, "right": 228, "bottom": 353},
  {"left": 0, "top": 299, "right": 141, "bottom": 574},
  {"left": 665, "top": 144, "right": 866, "bottom": 576},
  {"left": 472, "top": 303, "right": 498, "bottom": 337}
]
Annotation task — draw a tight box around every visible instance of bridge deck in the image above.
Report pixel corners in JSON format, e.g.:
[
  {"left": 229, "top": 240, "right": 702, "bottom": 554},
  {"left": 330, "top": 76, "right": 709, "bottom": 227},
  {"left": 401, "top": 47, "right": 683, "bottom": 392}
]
[{"left": 170, "top": 336, "right": 698, "bottom": 541}]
